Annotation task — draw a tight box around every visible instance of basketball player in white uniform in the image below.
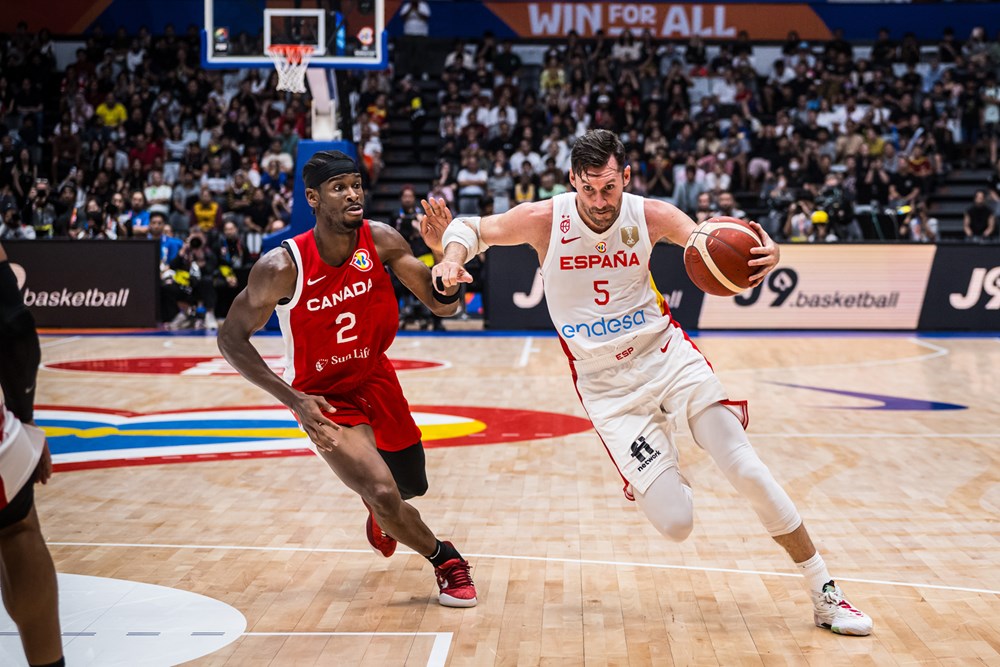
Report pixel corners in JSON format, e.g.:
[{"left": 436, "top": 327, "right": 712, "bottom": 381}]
[
  {"left": 0, "top": 241, "right": 63, "bottom": 667},
  {"left": 426, "top": 129, "right": 872, "bottom": 635}
]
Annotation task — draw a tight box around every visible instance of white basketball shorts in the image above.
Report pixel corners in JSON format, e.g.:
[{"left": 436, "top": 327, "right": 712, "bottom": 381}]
[
  {"left": 570, "top": 320, "right": 737, "bottom": 500},
  {"left": 0, "top": 414, "right": 45, "bottom": 507}
]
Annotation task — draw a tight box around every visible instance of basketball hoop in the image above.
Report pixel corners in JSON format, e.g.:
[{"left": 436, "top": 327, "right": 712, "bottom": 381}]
[{"left": 267, "top": 44, "right": 315, "bottom": 94}]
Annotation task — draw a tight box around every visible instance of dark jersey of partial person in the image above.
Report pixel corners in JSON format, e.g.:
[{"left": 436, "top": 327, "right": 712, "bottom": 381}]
[{"left": 0, "top": 253, "right": 45, "bottom": 510}]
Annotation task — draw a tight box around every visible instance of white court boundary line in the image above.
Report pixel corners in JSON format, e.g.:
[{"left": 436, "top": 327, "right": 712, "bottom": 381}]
[
  {"left": 40, "top": 336, "right": 81, "bottom": 349},
  {"left": 724, "top": 337, "right": 949, "bottom": 374},
  {"left": 516, "top": 336, "right": 536, "bottom": 367},
  {"left": 242, "top": 632, "right": 452, "bottom": 667},
  {"left": 707, "top": 432, "right": 1000, "bottom": 439},
  {"left": 48, "top": 541, "right": 1000, "bottom": 597}
]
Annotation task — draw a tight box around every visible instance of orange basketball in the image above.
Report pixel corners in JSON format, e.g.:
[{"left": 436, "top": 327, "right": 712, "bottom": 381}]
[{"left": 683, "top": 217, "right": 763, "bottom": 296}]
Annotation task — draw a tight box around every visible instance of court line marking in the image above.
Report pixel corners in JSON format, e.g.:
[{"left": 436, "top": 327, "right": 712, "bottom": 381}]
[
  {"left": 723, "top": 337, "right": 949, "bottom": 374},
  {"left": 516, "top": 336, "right": 535, "bottom": 367},
  {"left": 717, "top": 433, "right": 1000, "bottom": 439},
  {"left": 40, "top": 336, "right": 81, "bottom": 349},
  {"left": 242, "top": 632, "right": 452, "bottom": 667},
  {"left": 47, "top": 541, "right": 1000, "bottom": 596}
]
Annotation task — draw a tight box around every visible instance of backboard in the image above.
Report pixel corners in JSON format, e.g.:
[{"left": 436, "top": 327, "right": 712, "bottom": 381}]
[{"left": 202, "top": 0, "right": 387, "bottom": 70}]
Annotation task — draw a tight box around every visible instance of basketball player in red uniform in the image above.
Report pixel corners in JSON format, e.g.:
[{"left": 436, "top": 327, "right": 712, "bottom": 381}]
[
  {"left": 0, "top": 241, "right": 64, "bottom": 667},
  {"left": 218, "top": 151, "right": 477, "bottom": 607}
]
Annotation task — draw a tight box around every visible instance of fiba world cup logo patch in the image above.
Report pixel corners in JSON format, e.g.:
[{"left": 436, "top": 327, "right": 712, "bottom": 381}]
[
  {"left": 351, "top": 249, "right": 373, "bottom": 272},
  {"left": 596, "top": 241, "right": 607, "bottom": 253},
  {"left": 357, "top": 27, "right": 374, "bottom": 46}
]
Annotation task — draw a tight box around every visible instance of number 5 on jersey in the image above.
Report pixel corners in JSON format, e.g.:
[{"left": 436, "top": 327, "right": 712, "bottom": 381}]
[{"left": 594, "top": 280, "right": 610, "bottom": 306}]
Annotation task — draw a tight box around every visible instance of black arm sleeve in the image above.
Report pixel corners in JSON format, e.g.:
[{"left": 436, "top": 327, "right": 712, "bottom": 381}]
[{"left": 0, "top": 260, "right": 40, "bottom": 423}]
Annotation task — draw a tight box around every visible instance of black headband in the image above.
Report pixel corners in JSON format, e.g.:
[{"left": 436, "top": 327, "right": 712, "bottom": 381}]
[{"left": 302, "top": 151, "right": 359, "bottom": 189}]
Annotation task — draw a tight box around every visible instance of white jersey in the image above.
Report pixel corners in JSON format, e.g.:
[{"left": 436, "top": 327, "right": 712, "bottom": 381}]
[
  {"left": 540, "top": 192, "right": 671, "bottom": 359},
  {"left": 0, "top": 394, "right": 44, "bottom": 507}
]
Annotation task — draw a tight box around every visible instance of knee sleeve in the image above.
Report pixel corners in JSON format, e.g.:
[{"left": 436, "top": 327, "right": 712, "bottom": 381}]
[
  {"left": 634, "top": 467, "right": 695, "bottom": 542},
  {"left": 690, "top": 404, "right": 801, "bottom": 537},
  {"left": 378, "top": 442, "right": 428, "bottom": 500}
]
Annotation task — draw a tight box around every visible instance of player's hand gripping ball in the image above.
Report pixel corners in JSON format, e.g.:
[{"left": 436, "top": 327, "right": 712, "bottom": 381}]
[{"left": 684, "top": 217, "right": 763, "bottom": 296}]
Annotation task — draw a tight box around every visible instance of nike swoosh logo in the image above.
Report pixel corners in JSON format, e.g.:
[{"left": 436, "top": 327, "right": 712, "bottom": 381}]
[
  {"left": 660, "top": 341, "right": 670, "bottom": 353},
  {"left": 768, "top": 382, "right": 967, "bottom": 411},
  {"left": 561, "top": 237, "right": 580, "bottom": 244},
  {"left": 306, "top": 276, "right": 327, "bottom": 286}
]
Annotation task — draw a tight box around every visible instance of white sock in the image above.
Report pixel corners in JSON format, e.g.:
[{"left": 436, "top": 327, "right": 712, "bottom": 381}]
[{"left": 796, "top": 551, "right": 832, "bottom": 595}]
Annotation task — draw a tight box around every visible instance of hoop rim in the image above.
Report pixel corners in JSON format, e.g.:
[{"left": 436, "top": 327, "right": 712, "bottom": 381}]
[{"left": 267, "top": 44, "right": 315, "bottom": 64}]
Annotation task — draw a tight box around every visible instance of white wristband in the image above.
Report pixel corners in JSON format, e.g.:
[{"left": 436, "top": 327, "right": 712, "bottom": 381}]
[{"left": 441, "top": 217, "right": 488, "bottom": 263}]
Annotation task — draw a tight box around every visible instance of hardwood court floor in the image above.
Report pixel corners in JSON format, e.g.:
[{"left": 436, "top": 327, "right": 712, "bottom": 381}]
[{"left": 27, "top": 333, "right": 1000, "bottom": 666}]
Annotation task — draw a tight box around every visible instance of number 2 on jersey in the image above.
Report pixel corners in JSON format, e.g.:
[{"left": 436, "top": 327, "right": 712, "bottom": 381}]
[
  {"left": 593, "top": 280, "right": 610, "bottom": 306},
  {"left": 335, "top": 312, "right": 357, "bottom": 343}
]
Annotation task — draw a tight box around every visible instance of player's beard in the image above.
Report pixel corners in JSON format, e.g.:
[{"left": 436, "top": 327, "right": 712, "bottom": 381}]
[
  {"left": 584, "top": 204, "right": 620, "bottom": 231},
  {"left": 342, "top": 212, "right": 364, "bottom": 229},
  {"left": 340, "top": 201, "right": 365, "bottom": 229}
]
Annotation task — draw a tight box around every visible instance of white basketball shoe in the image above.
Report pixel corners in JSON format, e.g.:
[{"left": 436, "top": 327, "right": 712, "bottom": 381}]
[{"left": 812, "top": 580, "right": 873, "bottom": 636}]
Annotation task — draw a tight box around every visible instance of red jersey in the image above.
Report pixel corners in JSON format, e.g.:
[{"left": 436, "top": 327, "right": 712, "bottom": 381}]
[{"left": 276, "top": 222, "right": 420, "bottom": 451}]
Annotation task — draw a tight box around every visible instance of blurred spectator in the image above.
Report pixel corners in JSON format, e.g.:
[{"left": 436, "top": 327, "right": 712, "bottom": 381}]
[
  {"left": 122, "top": 190, "right": 150, "bottom": 237},
  {"left": 149, "top": 211, "right": 182, "bottom": 265},
  {"left": 784, "top": 193, "right": 817, "bottom": 241},
  {"left": 225, "top": 170, "right": 253, "bottom": 219},
  {"left": 261, "top": 139, "right": 293, "bottom": 174},
  {"left": 808, "top": 211, "right": 839, "bottom": 243},
  {"left": 537, "top": 172, "right": 567, "bottom": 200},
  {"left": 165, "top": 227, "right": 219, "bottom": 330},
  {"left": 399, "top": 76, "right": 428, "bottom": 161},
  {"left": 391, "top": 186, "right": 442, "bottom": 330},
  {"left": 514, "top": 164, "right": 538, "bottom": 204},
  {"left": 10, "top": 150, "right": 37, "bottom": 207},
  {"left": 24, "top": 179, "right": 56, "bottom": 238},
  {"left": 51, "top": 123, "right": 81, "bottom": 182},
  {"left": 646, "top": 152, "right": 673, "bottom": 202},
  {"left": 494, "top": 40, "right": 523, "bottom": 83},
  {"left": 900, "top": 202, "right": 938, "bottom": 242},
  {"left": 693, "top": 191, "right": 714, "bottom": 223},
  {"left": 486, "top": 156, "right": 513, "bottom": 213},
  {"left": 0, "top": 206, "right": 33, "bottom": 240},
  {"left": 509, "top": 139, "right": 542, "bottom": 175},
  {"left": 712, "top": 191, "right": 746, "bottom": 220},
  {"left": 964, "top": 189, "right": 996, "bottom": 241},
  {"left": 673, "top": 164, "right": 706, "bottom": 216},
  {"left": 456, "top": 153, "right": 488, "bottom": 214},
  {"left": 94, "top": 92, "right": 127, "bottom": 139},
  {"left": 144, "top": 170, "right": 172, "bottom": 216},
  {"left": 213, "top": 219, "right": 248, "bottom": 316},
  {"left": 191, "top": 186, "right": 222, "bottom": 235}
]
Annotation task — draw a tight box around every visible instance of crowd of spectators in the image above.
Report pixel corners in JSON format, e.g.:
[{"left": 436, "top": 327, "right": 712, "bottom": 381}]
[
  {"left": 423, "top": 26, "right": 1000, "bottom": 244},
  {"left": 2, "top": 21, "right": 1000, "bottom": 328},
  {"left": 0, "top": 22, "right": 322, "bottom": 329}
]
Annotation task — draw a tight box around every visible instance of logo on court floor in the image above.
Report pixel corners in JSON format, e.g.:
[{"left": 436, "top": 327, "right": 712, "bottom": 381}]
[
  {"left": 37, "top": 405, "right": 593, "bottom": 472},
  {"left": 769, "top": 383, "right": 967, "bottom": 411},
  {"left": 43, "top": 356, "right": 445, "bottom": 376}
]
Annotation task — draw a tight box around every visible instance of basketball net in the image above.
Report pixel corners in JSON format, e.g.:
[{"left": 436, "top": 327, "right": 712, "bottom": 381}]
[{"left": 267, "top": 44, "right": 315, "bottom": 94}]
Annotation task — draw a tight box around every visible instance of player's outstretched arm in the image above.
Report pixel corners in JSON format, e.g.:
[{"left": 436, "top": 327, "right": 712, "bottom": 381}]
[
  {"left": 370, "top": 221, "right": 462, "bottom": 318},
  {"left": 217, "top": 248, "right": 340, "bottom": 451},
  {"left": 422, "top": 198, "right": 552, "bottom": 292}
]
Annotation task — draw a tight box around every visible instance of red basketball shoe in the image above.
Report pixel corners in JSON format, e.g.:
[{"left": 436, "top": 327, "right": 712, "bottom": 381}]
[
  {"left": 434, "top": 545, "right": 478, "bottom": 608},
  {"left": 364, "top": 506, "right": 397, "bottom": 558}
]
